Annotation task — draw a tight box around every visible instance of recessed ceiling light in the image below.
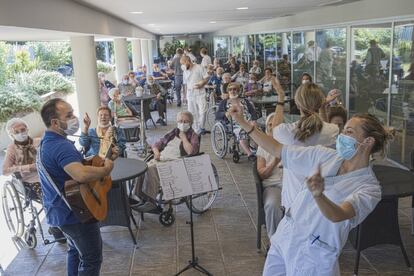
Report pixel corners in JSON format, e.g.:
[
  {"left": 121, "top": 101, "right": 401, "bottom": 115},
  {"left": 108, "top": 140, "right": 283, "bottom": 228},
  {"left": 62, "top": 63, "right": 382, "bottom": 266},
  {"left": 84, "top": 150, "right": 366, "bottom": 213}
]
[
  {"left": 209, "top": 21, "right": 217, "bottom": 24},
  {"left": 130, "top": 11, "right": 143, "bottom": 14},
  {"left": 236, "top": 7, "right": 248, "bottom": 10},
  {"left": 148, "top": 23, "right": 155, "bottom": 26}
]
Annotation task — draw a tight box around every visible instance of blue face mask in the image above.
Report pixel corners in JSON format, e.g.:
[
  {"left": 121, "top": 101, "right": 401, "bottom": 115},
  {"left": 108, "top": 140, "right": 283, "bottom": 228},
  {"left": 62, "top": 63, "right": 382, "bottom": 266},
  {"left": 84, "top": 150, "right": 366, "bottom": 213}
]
[{"left": 336, "top": 134, "right": 361, "bottom": 160}]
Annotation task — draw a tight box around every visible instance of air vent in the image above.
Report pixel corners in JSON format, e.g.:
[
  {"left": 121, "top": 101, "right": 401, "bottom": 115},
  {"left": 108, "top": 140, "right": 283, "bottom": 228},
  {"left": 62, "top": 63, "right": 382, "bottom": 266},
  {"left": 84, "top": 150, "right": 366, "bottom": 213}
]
[{"left": 319, "top": 0, "right": 361, "bottom": 7}]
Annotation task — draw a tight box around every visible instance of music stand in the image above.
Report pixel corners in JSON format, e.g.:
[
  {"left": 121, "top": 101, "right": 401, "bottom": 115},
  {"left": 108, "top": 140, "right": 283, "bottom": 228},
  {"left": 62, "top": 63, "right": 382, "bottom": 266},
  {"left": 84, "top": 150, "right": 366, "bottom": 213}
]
[{"left": 175, "top": 196, "right": 212, "bottom": 276}]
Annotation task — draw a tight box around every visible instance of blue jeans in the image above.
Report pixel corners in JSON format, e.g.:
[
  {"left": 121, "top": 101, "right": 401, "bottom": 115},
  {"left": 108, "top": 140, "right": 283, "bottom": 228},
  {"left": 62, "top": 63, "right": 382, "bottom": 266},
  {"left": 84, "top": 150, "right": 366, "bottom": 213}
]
[
  {"left": 175, "top": 75, "right": 183, "bottom": 105},
  {"left": 60, "top": 222, "right": 102, "bottom": 276}
]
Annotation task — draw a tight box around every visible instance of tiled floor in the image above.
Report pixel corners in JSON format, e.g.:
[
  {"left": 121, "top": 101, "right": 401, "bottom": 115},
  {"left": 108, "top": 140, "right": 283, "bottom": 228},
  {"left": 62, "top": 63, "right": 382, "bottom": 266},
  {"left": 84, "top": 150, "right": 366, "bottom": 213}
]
[{"left": 2, "top": 105, "right": 414, "bottom": 276}]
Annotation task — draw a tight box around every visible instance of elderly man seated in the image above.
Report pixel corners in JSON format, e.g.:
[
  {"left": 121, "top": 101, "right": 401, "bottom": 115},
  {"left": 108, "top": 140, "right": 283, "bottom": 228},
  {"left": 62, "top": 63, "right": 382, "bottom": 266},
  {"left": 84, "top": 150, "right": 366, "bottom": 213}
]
[
  {"left": 152, "top": 64, "right": 168, "bottom": 80},
  {"left": 133, "top": 111, "right": 200, "bottom": 212},
  {"left": 118, "top": 74, "right": 135, "bottom": 96},
  {"left": 79, "top": 107, "right": 126, "bottom": 157},
  {"left": 216, "top": 82, "right": 258, "bottom": 161},
  {"left": 2, "top": 118, "right": 65, "bottom": 242},
  {"left": 147, "top": 76, "right": 167, "bottom": 126}
]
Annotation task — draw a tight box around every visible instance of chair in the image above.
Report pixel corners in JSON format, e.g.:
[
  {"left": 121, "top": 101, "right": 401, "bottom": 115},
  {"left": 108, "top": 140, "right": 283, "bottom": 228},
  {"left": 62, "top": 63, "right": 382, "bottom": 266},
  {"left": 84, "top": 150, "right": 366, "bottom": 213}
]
[
  {"left": 410, "top": 149, "right": 414, "bottom": 235},
  {"left": 252, "top": 160, "right": 266, "bottom": 252}
]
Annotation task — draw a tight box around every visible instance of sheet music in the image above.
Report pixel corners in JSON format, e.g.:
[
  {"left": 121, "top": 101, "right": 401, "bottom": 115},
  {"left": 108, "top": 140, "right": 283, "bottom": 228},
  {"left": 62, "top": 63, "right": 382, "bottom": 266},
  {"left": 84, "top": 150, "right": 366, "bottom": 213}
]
[
  {"left": 156, "top": 159, "right": 192, "bottom": 200},
  {"left": 183, "top": 154, "right": 218, "bottom": 194}
]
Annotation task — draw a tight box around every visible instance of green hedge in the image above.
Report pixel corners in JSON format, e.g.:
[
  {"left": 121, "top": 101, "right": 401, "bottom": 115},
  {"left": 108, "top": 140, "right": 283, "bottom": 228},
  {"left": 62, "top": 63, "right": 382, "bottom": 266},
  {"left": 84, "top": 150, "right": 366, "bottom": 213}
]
[{"left": 97, "top": 60, "right": 113, "bottom": 74}]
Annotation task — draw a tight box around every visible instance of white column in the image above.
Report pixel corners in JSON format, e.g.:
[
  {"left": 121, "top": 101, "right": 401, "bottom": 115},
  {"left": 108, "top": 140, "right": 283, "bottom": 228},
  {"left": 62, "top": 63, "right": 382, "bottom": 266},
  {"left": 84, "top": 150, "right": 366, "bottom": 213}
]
[
  {"left": 114, "top": 38, "right": 129, "bottom": 83},
  {"left": 131, "top": 39, "right": 142, "bottom": 71},
  {"left": 141, "top": 39, "right": 150, "bottom": 74},
  {"left": 70, "top": 36, "right": 100, "bottom": 126},
  {"left": 282, "top": 33, "right": 289, "bottom": 55},
  {"left": 148, "top": 40, "right": 154, "bottom": 74}
]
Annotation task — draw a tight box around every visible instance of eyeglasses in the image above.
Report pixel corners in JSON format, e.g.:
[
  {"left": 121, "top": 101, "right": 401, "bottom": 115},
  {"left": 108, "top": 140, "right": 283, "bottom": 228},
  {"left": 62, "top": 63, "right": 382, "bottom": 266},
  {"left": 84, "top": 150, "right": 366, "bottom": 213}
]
[{"left": 228, "top": 88, "right": 238, "bottom": 91}]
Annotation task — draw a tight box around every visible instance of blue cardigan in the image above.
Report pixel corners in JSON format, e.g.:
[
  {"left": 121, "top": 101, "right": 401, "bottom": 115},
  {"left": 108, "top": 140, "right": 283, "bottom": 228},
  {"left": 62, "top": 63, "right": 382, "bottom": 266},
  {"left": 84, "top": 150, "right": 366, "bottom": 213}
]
[{"left": 79, "top": 128, "right": 126, "bottom": 157}]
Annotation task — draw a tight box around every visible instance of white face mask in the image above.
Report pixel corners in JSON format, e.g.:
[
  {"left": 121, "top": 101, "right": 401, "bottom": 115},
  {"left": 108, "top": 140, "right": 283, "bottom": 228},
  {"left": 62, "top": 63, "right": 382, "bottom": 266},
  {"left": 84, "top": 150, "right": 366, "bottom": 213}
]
[
  {"left": 123, "top": 80, "right": 128, "bottom": 85},
  {"left": 249, "top": 80, "right": 255, "bottom": 84},
  {"left": 177, "top": 122, "right": 191, "bottom": 133},
  {"left": 61, "top": 117, "right": 80, "bottom": 136},
  {"left": 148, "top": 81, "right": 155, "bottom": 85},
  {"left": 98, "top": 122, "right": 111, "bottom": 128},
  {"left": 302, "top": 79, "right": 310, "bottom": 84},
  {"left": 14, "top": 132, "right": 28, "bottom": 142},
  {"left": 181, "top": 65, "right": 187, "bottom": 71},
  {"left": 229, "top": 94, "right": 239, "bottom": 99}
]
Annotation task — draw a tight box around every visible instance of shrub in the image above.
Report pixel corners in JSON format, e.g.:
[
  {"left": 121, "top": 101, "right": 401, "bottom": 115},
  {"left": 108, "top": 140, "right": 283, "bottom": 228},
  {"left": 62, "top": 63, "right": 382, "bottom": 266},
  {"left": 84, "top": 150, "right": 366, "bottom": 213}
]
[
  {"left": 0, "top": 85, "right": 42, "bottom": 122},
  {"left": 28, "top": 42, "right": 72, "bottom": 71},
  {"left": 13, "top": 70, "right": 74, "bottom": 96},
  {"left": 97, "top": 60, "right": 113, "bottom": 74},
  {"left": 7, "top": 50, "right": 38, "bottom": 79}
]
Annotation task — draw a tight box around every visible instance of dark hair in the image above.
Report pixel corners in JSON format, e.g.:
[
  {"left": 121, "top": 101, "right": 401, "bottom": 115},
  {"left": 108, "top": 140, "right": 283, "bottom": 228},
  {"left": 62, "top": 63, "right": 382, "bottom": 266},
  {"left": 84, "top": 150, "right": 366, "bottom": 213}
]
[
  {"left": 328, "top": 106, "right": 347, "bottom": 124},
  {"left": 264, "top": 67, "right": 273, "bottom": 73},
  {"left": 201, "top": 48, "right": 208, "bottom": 55},
  {"left": 41, "top": 98, "right": 64, "bottom": 127},
  {"left": 301, "top": 72, "right": 313, "bottom": 83},
  {"left": 353, "top": 114, "right": 394, "bottom": 156}
]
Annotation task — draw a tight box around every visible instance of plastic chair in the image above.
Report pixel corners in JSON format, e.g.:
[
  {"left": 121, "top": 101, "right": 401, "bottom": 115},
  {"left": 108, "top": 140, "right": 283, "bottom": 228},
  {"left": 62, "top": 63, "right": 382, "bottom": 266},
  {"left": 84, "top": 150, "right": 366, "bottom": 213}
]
[{"left": 252, "top": 160, "right": 266, "bottom": 252}]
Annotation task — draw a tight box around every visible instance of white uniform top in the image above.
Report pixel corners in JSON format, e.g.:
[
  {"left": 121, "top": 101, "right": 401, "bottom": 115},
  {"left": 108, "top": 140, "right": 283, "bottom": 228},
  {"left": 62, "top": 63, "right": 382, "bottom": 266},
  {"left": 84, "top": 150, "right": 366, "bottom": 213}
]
[
  {"left": 183, "top": 64, "right": 205, "bottom": 93},
  {"left": 273, "top": 121, "right": 339, "bottom": 209},
  {"left": 270, "top": 145, "right": 381, "bottom": 275},
  {"left": 201, "top": 55, "right": 212, "bottom": 69},
  {"left": 256, "top": 146, "right": 282, "bottom": 188}
]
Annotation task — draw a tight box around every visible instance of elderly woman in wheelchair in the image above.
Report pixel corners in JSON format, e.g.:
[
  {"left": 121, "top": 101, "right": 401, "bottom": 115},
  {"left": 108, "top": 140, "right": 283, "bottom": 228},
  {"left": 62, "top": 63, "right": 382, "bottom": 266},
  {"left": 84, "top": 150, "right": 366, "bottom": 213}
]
[
  {"left": 2, "top": 118, "right": 65, "bottom": 247},
  {"left": 213, "top": 82, "right": 258, "bottom": 162},
  {"left": 133, "top": 111, "right": 200, "bottom": 213},
  {"left": 79, "top": 106, "right": 126, "bottom": 157}
]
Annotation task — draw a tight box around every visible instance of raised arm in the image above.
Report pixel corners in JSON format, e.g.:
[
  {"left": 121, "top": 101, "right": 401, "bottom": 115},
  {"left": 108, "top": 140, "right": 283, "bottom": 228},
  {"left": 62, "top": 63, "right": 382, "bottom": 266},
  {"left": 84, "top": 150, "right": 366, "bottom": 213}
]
[
  {"left": 228, "top": 103, "right": 282, "bottom": 158},
  {"left": 64, "top": 159, "right": 114, "bottom": 183},
  {"left": 271, "top": 76, "right": 285, "bottom": 129}
]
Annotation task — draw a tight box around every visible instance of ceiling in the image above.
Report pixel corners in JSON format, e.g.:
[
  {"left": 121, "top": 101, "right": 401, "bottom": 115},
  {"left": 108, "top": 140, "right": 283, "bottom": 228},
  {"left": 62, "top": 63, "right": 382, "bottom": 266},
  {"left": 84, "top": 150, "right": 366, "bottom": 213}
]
[{"left": 77, "top": 0, "right": 361, "bottom": 35}]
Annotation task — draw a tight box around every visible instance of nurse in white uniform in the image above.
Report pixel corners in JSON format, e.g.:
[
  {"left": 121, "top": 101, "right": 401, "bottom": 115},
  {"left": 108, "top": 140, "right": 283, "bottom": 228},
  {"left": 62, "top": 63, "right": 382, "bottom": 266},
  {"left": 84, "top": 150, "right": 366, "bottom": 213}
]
[
  {"left": 228, "top": 107, "right": 393, "bottom": 276},
  {"left": 272, "top": 83, "right": 339, "bottom": 210}
]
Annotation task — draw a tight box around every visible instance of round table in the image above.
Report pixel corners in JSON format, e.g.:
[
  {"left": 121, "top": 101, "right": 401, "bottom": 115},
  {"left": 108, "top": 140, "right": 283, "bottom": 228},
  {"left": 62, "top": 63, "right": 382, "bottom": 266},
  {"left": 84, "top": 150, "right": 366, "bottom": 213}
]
[
  {"left": 349, "top": 165, "right": 414, "bottom": 274},
  {"left": 123, "top": 94, "right": 156, "bottom": 155},
  {"left": 102, "top": 158, "right": 147, "bottom": 244},
  {"left": 373, "top": 165, "right": 414, "bottom": 198}
]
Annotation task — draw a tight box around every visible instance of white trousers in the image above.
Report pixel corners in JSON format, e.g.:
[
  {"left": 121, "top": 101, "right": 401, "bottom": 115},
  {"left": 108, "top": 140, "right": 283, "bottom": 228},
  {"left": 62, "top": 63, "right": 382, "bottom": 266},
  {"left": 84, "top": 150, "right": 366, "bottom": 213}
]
[
  {"left": 263, "top": 185, "right": 283, "bottom": 239},
  {"left": 187, "top": 89, "right": 207, "bottom": 133}
]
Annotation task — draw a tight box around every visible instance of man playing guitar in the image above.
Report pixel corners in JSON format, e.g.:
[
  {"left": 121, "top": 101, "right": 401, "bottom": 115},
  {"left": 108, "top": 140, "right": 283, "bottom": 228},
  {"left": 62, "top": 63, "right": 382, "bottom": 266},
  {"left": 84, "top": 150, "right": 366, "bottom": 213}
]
[{"left": 37, "top": 98, "right": 118, "bottom": 276}]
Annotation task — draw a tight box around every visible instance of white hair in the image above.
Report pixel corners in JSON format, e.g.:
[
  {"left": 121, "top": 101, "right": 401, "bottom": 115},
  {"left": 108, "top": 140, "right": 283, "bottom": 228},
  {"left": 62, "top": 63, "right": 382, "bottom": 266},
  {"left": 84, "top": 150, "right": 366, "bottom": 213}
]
[
  {"left": 177, "top": 111, "right": 193, "bottom": 125},
  {"left": 265, "top": 112, "right": 275, "bottom": 133},
  {"left": 108, "top": 88, "right": 119, "bottom": 99},
  {"left": 6, "top": 118, "right": 28, "bottom": 138}
]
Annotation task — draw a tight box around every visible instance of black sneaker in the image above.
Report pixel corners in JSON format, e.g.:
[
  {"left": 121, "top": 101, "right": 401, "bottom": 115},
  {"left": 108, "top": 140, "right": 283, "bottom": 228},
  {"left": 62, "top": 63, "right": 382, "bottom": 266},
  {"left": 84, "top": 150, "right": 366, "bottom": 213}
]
[
  {"left": 48, "top": 227, "right": 67, "bottom": 244},
  {"left": 248, "top": 154, "right": 257, "bottom": 162},
  {"left": 156, "top": 118, "right": 162, "bottom": 124},
  {"left": 129, "top": 197, "right": 141, "bottom": 207},
  {"left": 160, "top": 120, "right": 167, "bottom": 126}
]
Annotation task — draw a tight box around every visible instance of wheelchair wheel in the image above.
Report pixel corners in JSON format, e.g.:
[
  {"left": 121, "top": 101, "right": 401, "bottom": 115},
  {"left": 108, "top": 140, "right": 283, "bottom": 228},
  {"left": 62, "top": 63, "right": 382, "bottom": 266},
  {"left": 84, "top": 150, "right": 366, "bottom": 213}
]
[
  {"left": 205, "top": 105, "right": 217, "bottom": 131},
  {"left": 186, "top": 163, "right": 219, "bottom": 214},
  {"left": 211, "top": 122, "right": 228, "bottom": 159},
  {"left": 24, "top": 229, "right": 37, "bottom": 249},
  {"left": 159, "top": 210, "right": 175, "bottom": 227},
  {"left": 1, "top": 180, "right": 25, "bottom": 238},
  {"left": 232, "top": 151, "right": 240, "bottom": 163}
]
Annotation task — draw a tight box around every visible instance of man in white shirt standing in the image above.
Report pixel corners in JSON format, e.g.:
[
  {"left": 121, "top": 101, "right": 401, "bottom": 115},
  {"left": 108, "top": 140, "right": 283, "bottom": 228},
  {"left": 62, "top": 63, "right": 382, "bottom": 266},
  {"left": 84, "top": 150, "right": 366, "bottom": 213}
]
[
  {"left": 180, "top": 55, "right": 210, "bottom": 134},
  {"left": 200, "top": 47, "right": 212, "bottom": 69}
]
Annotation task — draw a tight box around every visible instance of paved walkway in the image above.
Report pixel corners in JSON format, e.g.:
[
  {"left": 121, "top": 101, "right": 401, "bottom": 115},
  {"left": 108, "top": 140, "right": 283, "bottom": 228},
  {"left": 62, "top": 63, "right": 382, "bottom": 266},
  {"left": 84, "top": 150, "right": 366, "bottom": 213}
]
[{"left": 2, "top": 105, "right": 414, "bottom": 276}]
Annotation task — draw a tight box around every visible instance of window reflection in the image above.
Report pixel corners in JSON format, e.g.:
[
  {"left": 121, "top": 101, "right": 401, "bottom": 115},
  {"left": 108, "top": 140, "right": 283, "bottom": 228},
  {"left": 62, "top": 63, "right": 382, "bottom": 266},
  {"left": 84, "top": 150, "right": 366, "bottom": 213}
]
[
  {"left": 389, "top": 21, "right": 414, "bottom": 167},
  {"left": 292, "top": 31, "right": 315, "bottom": 89},
  {"left": 276, "top": 33, "right": 291, "bottom": 91},
  {"left": 213, "top": 37, "right": 230, "bottom": 63},
  {"left": 315, "top": 28, "right": 347, "bottom": 98},
  {"left": 349, "top": 25, "right": 391, "bottom": 125}
]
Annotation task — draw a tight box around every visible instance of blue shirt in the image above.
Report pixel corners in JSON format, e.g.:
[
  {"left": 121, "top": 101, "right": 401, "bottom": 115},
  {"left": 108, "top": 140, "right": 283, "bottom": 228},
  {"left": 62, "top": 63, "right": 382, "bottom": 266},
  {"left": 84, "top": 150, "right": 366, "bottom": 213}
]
[
  {"left": 38, "top": 131, "right": 82, "bottom": 226},
  {"left": 79, "top": 128, "right": 126, "bottom": 157},
  {"left": 208, "top": 74, "right": 223, "bottom": 95}
]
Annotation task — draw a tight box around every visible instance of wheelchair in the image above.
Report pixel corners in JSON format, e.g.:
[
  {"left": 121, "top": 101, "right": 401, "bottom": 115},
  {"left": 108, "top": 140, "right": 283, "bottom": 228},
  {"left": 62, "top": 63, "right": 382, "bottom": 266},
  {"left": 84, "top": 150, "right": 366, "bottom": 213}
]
[
  {"left": 1, "top": 175, "right": 65, "bottom": 248},
  {"left": 133, "top": 152, "right": 220, "bottom": 227},
  {"left": 211, "top": 119, "right": 256, "bottom": 163}
]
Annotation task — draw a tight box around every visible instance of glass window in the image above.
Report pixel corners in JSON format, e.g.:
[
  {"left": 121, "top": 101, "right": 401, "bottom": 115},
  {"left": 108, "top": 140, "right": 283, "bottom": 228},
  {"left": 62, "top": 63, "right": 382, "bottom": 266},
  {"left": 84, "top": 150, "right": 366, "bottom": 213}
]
[
  {"left": 263, "top": 33, "right": 277, "bottom": 72},
  {"left": 292, "top": 31, "right": 316, "bottom": 89},
  {"left": 349, "top": 24, "right": 392, "bottom": 125},
  {"left": 276, "top": 32, "right": 292, "bottom": 91},
  {"left": 246, "top": 34, "right": 256, "bottom": 68},
  {"left": 213, "top": 36, "right": 230, "bottom": 63},
  {"left": 255, "top": 34, "right": 265, "bottom": 70},
  {"left": 315, "top": 28, "right": 347, "bottom": 98},
  {"left": 389, "top": 21, "right": 414, "bottom": 167}
]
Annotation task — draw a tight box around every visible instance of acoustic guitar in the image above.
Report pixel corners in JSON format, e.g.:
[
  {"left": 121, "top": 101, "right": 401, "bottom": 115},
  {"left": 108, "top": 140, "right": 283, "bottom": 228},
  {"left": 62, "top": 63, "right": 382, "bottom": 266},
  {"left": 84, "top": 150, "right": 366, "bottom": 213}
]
[{"left": 64, "top": 127, "right": 116, "bottom": 223}]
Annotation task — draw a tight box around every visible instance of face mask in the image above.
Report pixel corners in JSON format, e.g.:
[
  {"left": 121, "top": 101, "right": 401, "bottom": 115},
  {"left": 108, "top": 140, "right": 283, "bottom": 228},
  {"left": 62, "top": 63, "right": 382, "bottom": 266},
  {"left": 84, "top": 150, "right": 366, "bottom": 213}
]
[
  {"left": 148, "top": 81, "right": 154, "bottom": 85},
  {"left": 249, "top": 80, "right": 255, "bottom": 84},
  {"left": 98, "top": 122, "right": 111, "bottom": 128},
  {"left": 60, "top": 117, "right": 80, "bottom": 136},
  {"left": 14, "top": 132, "right": 28, "bottom": 142},
  {"left": 302, "top": 79, "right": 310, "bottom": 84},
  {"left": 177, "top": 122, "right": 191, "bottom": 133},
  {"left": 336, "top": 134, "right": 362, "bottom": 160},
  {"left": 181, "top": 65, "right": 187, "bottom": 71},
  {"left": 229, "top": 94, "right": 239, "bottom": 99},
  {"left": 123, "top": 80, "right": 128, "bottom": 85}
]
